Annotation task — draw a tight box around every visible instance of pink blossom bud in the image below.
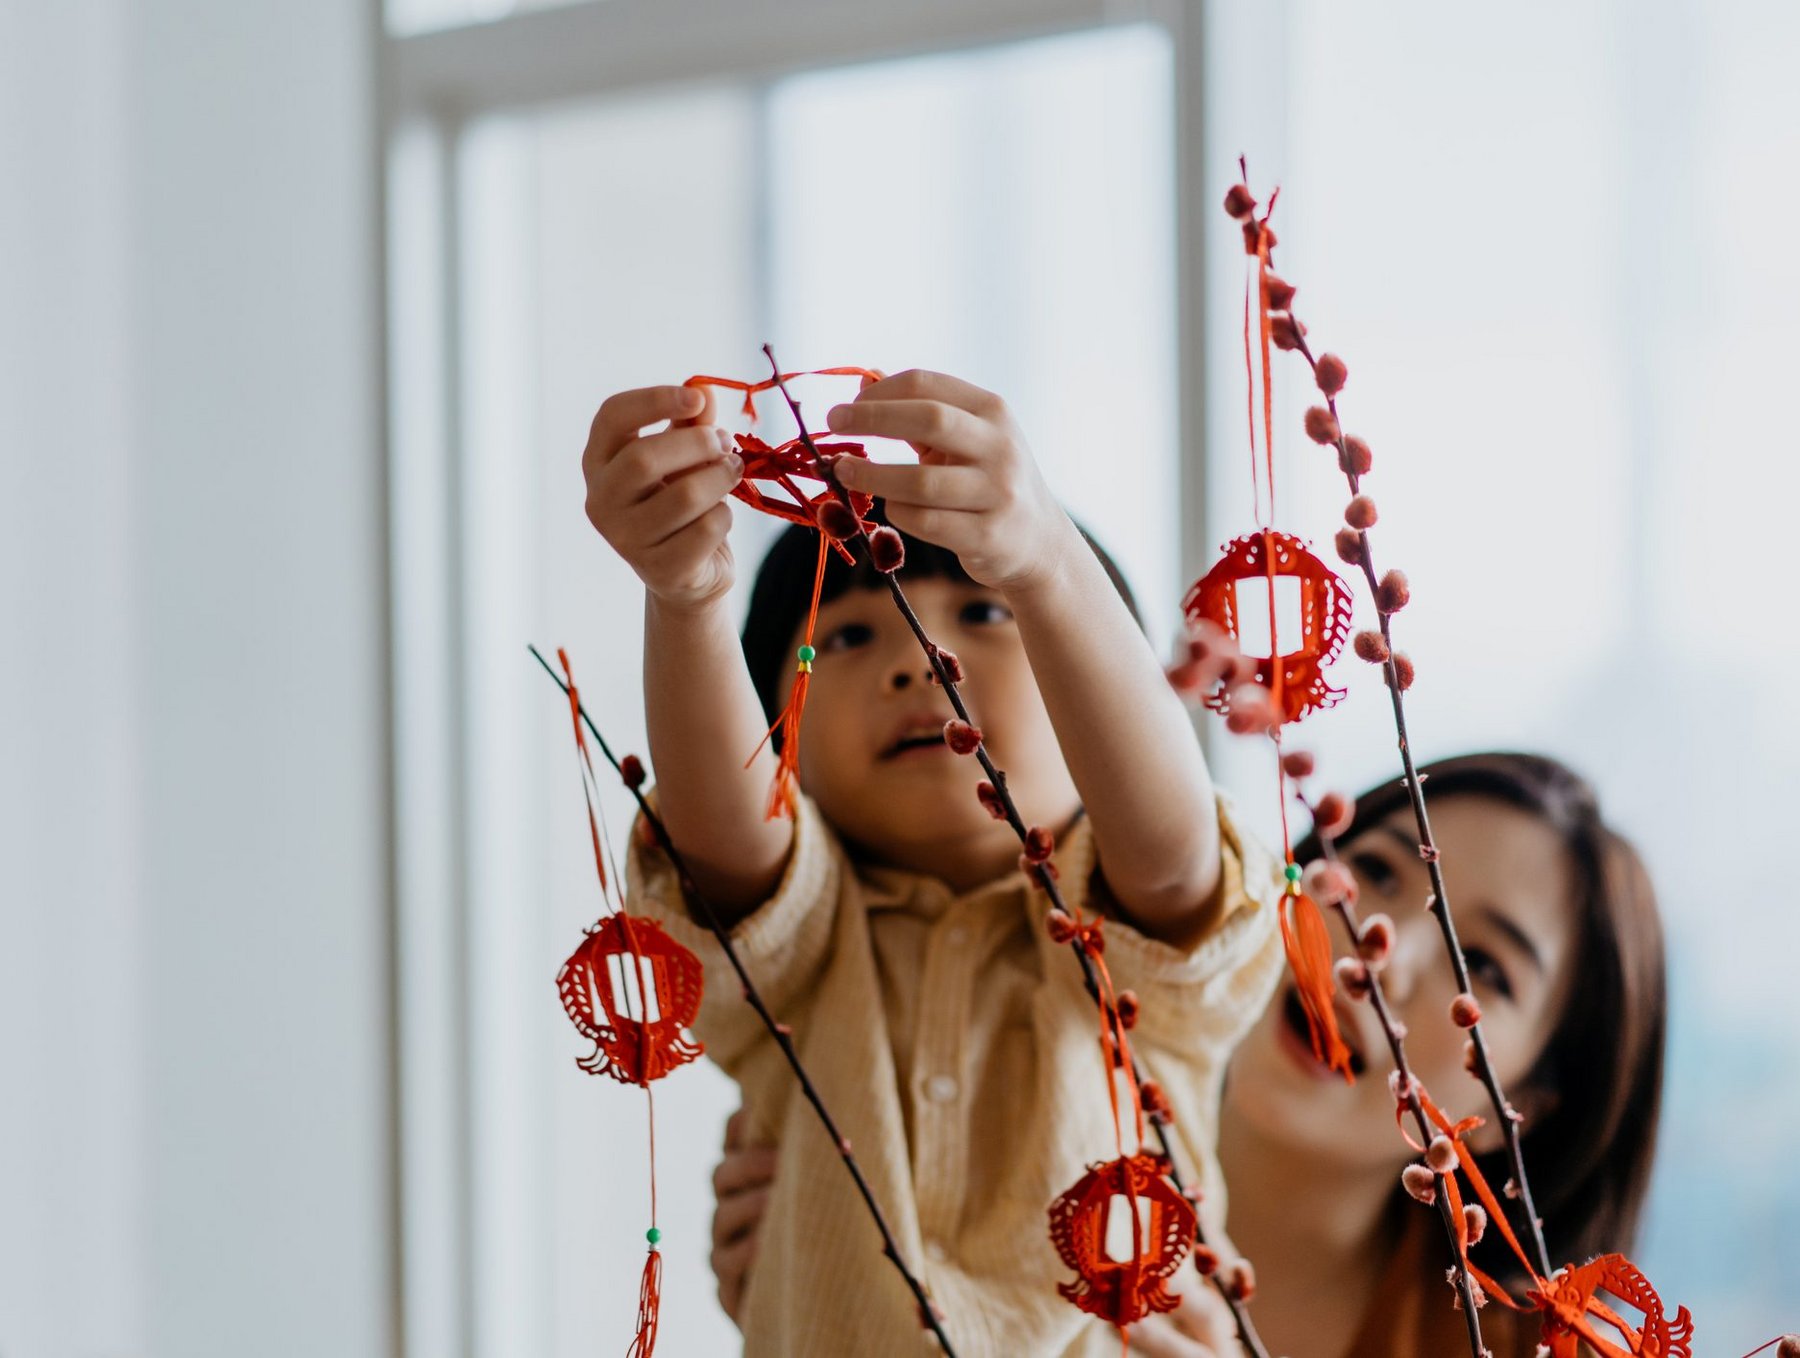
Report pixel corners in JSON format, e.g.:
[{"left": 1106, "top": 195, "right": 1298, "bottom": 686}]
[
  {"left": 1224, "top": 682, "right": 1278, "bottom": 735},
  {"left": 1281, "top": 748, "right": 1316, "bottom": 779},
  {"left": 1224, "top": 1259, "right": 1257, "bottom": 1302},
  {"left": 1344, "top": 495, "right": 1379, "bottom": 530},
  {"left": 1117, "top": 991, "right": 1141, "bottom": 1030},
  {"left": 1389, "top": 1069, "right": 1416, "bottom": 1105},
  {"left": 867, "top": 525, "right": 905, "bottom": 573},
  {"left": 975, "top": 780, "right": 1006, "bottom": 821},
  {"left": 1191, "top": 1244, "right": 1220, "bottom": 1276},
  {"left": 1426, "top": 1136, "right": 1459, "bottom": 1174},
  {"left": 1463, "top": 1204, "right": 1488, "bottom": 1247},
  {"left": 1023, "top": 855, "right": 1061, "bottom": 883},
  {"left": 815, "top": 497, "right": 859, "bottom": 541},
  {"left": 1353, "top": 629, "right": 1390, "bottom": 664},
  {"left": 1270, "top": 313, "right": 1307, "bottom": 351},
  {"left": 1340, "top": 436, "right": 1374, "bottom": 476},
  {"left": 1302, "top": 859, "right": 1355, "bottom": 906},
  {"left": 1775, "top": 1337, "right": 1800, "bottom": 1358},
  {"left": 1376, "top": 569, "right": 1411, "bottom": 614},
  {"left": 1334, "top": 955, "right": 1373, "bottom": 1000},
  {"left": 1304, "top": 405, "right": 1341, "bottom": 445},
  {"left": 1223, "top": 184, "right": 1257, "bottom": 220},
  {"left": 1313, "top": 791, "right": 1355, "bottom": 836},
  {"left": 1385, "top": 651, "right": 1417, "bottom": 691},
  {"left": 1334, "top": 527, "right": 1364, "bottom": 566},
  {"left": 1023, "top": 825, "right": 1055, "bottom": 864},
  {"left": 1450, "top": 994, "right": 1483, "bottom": 1029},
  {"left": 1263, "top": 273, "right": 1296, "bottom": 310},
  {"left": 1224, "top": 653, "right": 1259, "bottom": 686},
  {"left": 1402, "top": 1164, "right": 1438, "bottom": 1205},
  {"left": 1357, "top": 914, "right": 1395, "bottom": 967},
  {"left": 926, "top": 645, "right": 963, "bottom": 684},
  {"left": 1315, "top": 353, "right": 1348, "bottom": 395},
  {"left": 1046, "top": 909, "right": 1077, "bottom": 944},
  {"left": 943, "top": 719, "right": 982, "bottom": 755},
  {"left": 620, "top": 754, "right": 647, "bottom": 789},
  {"left": 1138, "top": 1078, "right": 1173, "bottom": 1123}
]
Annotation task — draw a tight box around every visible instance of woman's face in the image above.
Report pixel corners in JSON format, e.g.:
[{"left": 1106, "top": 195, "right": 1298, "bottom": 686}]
[{"left": 1227, "top": 795, "right": 1581, "bottom": 1167}]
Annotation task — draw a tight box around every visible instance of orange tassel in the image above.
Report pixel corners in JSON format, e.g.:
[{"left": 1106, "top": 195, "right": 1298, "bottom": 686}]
[
  {"left": 1279, "top": 888, "right": 1355, "bottom": 1081},
  {"left": 628, "top": 1246, "right": 663, "bottom": 1358},
  {"left": 748, "top": 533, "right": 830, "bottom": 820}
]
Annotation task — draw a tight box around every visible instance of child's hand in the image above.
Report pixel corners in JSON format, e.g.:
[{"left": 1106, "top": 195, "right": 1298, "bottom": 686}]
[
  {"left": 824, "top": 370, "right": 1077, "bottom": 594},
  {"left": 583, "top": 385, "right": 744, "bottom": 611}
]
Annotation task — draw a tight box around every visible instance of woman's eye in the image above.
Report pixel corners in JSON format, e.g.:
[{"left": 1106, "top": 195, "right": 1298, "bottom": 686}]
[
  {"left": 1347, "top": 849, "right": 1399, "bottom": 895},
  {"left": 1464, "top": 947, "right": 1515, "bottom": 1001},
  {"left": 959, "top": 599, "right": 1014, "bottom": 626},
  {"left": 820, "top": 622, "right": 874, "bottom": 652}
]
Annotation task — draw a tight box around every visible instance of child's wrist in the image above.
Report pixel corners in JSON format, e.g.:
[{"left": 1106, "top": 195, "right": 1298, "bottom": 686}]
[{"left": 997, "top": 514, "right": 1085, "bottom": 603}]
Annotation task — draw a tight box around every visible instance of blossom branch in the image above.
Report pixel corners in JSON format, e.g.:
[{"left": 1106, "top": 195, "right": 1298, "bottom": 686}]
[
  {"left": 763, "top": 348, "right": 1273, "bottom": 1358},
  {"left": 528, "top": 643, "right": 960, "bottom": 1356}
]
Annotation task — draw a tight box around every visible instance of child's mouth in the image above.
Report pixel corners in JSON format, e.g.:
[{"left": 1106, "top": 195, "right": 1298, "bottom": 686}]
[{"left": 880, "top": 715, "right": 957, "bottom": 760}]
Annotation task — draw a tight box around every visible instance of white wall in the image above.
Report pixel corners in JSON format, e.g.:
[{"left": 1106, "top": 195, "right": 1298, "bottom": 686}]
[{"left": 0, "top": 1, "right": 394, "bottom": 1354}]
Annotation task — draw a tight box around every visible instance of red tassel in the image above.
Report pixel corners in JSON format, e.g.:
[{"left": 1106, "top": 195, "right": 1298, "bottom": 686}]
[
  {"left": 628, "top": 1247, "right": 663, "bottom": 1358},
  {"left": 749, "top": 534, "right": 829, "bottom": 820},
  {"left": 1279, "top": 889, "right": 1355, "bottom": 1081}
]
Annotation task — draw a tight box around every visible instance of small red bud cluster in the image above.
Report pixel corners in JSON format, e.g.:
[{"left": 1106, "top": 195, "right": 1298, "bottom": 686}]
[
  {"left": 1167, "top": 619, "right": 1252, "bottom": 700},
  {"left": 1357, "top": 913, "right": 1395, "bottom": 968},
  {"left": 1352, "top": 629, "right": 1389, "bottom": 664},
  {"left": 1334, "top": 956, "right": 1373, "bottom": 1000},
  {"left": 1402, "top": 1164, "right": 1439, "bottom": 1206},
  {"left": 943, "top": 719, "right": 982, "bottom": 755},
  {"left": 620, "top": 753, "right": 647, "bottom": 790},
  {"left": 1345, "top": 495, "right": 1379, "bottom": 530},
  {"left": 975, "top": 780, "right": 1006, "bottom": 820},
  {"left": 1450, "top": 995, "right": 1483, "bottom": 1029},
  {"left": 1116, "top": 991, "right": 1141, "bottom": 1029},
  {"left": 815, "top": 497, "right": 859, "bottom": 541},
  {"left": 1224, "top": 681, "right": 1279, "bottom": 735},
  {"left": 868, "top": 525, "right": 905, "bottom": 573},
  {"left": 1023, "top": 825, "right": 1055, "bottom": 864},
  {"left": 926, "top": 644, "right": 964, "bottom": 685}
]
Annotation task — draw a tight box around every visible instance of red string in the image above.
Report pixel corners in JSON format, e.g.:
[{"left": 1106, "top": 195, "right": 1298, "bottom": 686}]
[
  {"left": 684, "top": 366, "right": 883, "bottom": 422},
  {"left": 745, "top": 531, "right": 830, "bottom": 819}
]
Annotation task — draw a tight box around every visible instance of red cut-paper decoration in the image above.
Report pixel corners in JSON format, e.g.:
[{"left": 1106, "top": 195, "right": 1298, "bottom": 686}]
[
  {"left": 1183, "top": 528, "right": 1353, "bottom": 726},
  {"left": 558, "top": 914, "right": 704, "bottom": 1085},
  {"left": 725, "top": 431, "right": 876, "bottom": 548},
  {"left": 1047, "top": 1153, "right": 1196, "bottom": 1329}
]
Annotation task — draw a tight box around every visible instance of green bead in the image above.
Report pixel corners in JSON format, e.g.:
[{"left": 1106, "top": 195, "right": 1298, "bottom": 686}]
[
  {"left": 646, "top": 1227, "right": 663, "bottom": 1246},
  {"left": 1284, "top": 863, "right": 1302, "bottom": 882},
  {"left": 797, "top": 644, "right": 816, "bottom": 664}
]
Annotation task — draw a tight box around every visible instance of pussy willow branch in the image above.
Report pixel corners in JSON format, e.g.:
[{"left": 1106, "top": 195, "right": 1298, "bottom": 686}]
[
  {"left": 1295, "top": 786, "right": 1490, "bottom": 1358},
  {"left": 1283, "top": 314, "right": 1554, "bottom": 1279},
  {"left": 527, "top": 644, "right": 959, "bottom": 1357},
  {"left": 764, "top": 347, "right": 1273, "bottom": 1358}
]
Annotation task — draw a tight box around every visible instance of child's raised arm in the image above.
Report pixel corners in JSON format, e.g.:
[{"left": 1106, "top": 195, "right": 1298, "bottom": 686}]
[
  {"left": 583, "top": 385, "right": 791, "bottom": 917},
  {"left": 827, "top": 371, "right": 1223, "bottom": 946}
]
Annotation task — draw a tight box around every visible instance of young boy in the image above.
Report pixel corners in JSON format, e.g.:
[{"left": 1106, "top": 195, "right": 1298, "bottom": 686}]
[{"left": 583, "top": 370, "right": 1286, "bottom": 1356}]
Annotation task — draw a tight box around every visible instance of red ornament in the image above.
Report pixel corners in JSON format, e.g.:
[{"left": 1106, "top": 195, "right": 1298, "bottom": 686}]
[
  {"left": 1183, "top": 528, "right": 1354, "bottom": 726},
  {"left": 1047, "top": 1153, "right": 1196, "bottom": 1328},
  {"left": 558, "top": 914, "right": 704, "bottom": 1085}
]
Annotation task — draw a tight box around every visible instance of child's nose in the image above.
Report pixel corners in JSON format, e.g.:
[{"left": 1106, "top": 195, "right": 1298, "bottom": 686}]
[{"left": 883, "top": 660, "right": 935, "bottom": 693}]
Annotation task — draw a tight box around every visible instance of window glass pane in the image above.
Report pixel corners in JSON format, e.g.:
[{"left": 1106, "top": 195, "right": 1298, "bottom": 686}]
[{"left": 1203, "top": 2, "right": 1800, "bottom": 1335}]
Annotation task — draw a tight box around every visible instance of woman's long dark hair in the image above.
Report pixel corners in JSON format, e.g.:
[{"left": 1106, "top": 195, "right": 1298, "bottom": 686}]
[{"left": 1297, "top": 752, "right": 1667, "bottom": 1283}]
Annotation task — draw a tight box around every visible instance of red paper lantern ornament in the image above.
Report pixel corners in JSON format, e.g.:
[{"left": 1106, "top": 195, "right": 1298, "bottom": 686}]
[
  {"left": 557, "top": 914, "right": 703, "bottom": 1085},
  {"left": 1182, "top": 528, "right": 1353, "bottom": 728},
  {"left": 1527, "top": 1255, "right": 1694, "bottom": 1358},
  {"left": 1048, "top": 1153, "right": 1197, "bottom": 1329}
]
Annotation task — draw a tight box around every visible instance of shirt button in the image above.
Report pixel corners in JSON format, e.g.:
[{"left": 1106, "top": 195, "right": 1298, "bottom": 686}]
[
  {"left": 924, "top": 1240, "right": 948, "bottom": 1264},
  {"left": 925, "top": 1074, "right": 960, "bottom": 1103}
]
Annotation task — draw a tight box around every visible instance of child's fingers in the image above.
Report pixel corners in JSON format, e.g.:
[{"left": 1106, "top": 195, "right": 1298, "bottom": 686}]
[
  {"left": 880, "top": 502, "right": 981, "bottom": 553},
  {"left": 824, "top": 398, "right": 1001, "bottom": 461},
  {"left": 852, "top": 368, "right": 1005, "bottom": 420},
  {"left": 669, "top": 381, "right": 718, "bottom": 431},
  {"left": 585, "top": 385, "right": 706, "bottom": 467},
  {"left": 712, "top": 1233, "right": 760, "bottom": 1323},
  {"left": 722, "top": 1107, "right": 750, "bottom": 1152},
  {"left": 606, "top": 424, "right": 736, "bottom": 506},
  {"left": 832, "top": 458, "right": 987, "bottom": 511}
]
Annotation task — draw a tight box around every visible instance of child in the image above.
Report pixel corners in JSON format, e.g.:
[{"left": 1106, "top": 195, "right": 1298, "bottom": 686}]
[{"left": 581, "top": 369, "right": 1287, "bottom": 1357}]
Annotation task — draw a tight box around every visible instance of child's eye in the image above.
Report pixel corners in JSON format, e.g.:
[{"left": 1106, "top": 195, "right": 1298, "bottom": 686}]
[
  {"left": 820, "top": 622, "right": 874, "bottom": 653},
  {"left": 959, "top": 599, "right": 1014, "bottom": 626},
  {"left": 1347, "top": 848, "right": 1400, "bottom": 896},
  {"left": 1464, "top": 947, "right": 1515, "bottom": 1001}
]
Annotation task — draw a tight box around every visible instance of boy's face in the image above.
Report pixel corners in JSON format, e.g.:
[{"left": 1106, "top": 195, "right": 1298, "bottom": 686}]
[{"left": 777, "top": 575, "right": 1081, "bottom": 882}]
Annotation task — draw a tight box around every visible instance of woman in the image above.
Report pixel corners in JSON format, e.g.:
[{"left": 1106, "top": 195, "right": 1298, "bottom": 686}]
[{"left": 707, "top": 753, "right": 1668, "bottom": 1357}]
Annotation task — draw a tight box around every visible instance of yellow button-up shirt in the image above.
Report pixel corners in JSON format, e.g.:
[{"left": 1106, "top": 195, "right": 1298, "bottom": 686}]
[{"left": 628, "top": 793, "right": 1286, "bottom": 1357}]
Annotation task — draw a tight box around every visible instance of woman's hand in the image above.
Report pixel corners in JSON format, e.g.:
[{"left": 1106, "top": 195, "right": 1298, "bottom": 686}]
[
  {"left": 582, "top": 384, "right": 744, "bottom": 612},
  {"left": 710, "top": 1107, "right": 777, "bottom": 1325},
  {"left": 825, "top": 370, "right": 1079, "bottom": 595}
]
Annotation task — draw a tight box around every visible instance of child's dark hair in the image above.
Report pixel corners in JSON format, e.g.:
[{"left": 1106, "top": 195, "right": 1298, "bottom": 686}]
[
  {"left": 1296, "top": 751, "right": 1666, "bottom": 1283},
  {"left": 742, "top": 502, "right": 1140, "bottom": 727}
]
